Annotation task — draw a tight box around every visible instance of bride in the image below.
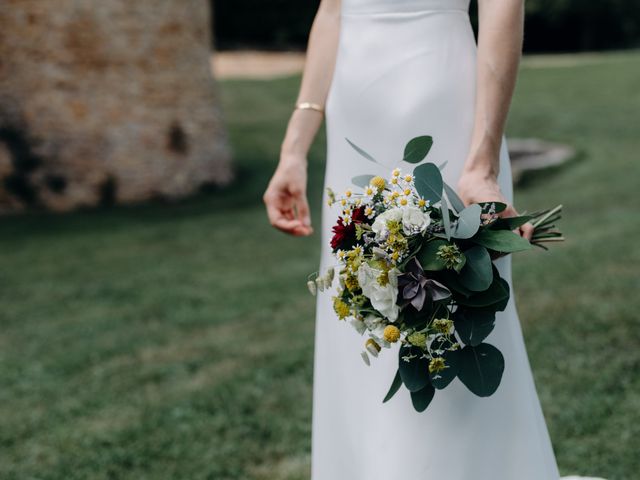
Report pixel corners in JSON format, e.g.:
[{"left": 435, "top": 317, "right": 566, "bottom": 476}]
[{"left": 263, "top": 0, "right": 602, "bottom": 479}]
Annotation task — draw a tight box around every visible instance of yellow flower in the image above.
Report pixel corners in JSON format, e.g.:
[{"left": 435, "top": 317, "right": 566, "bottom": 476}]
[
  {"left": 404, "top": 174, "right": 414, "bottom": 183},
  {"left": 344, "top": 274, "right": 359, "bottom": 292},
  {"left": 391, "top": 191, "right": 400, "bottom": 199},
  {"left": 399, "top": 197, "right": 408, "bottom": 206},
  {"left": 403, "top": 188, "right": 412, "bottom": 196},
  {"left": 433, "top": 318, "right": 453, "bottom": 335},
  {"left": 390, "top": 251, "right": 400, "bottom": 262},
  {"left": 345, "top": 189, "right": 353, "bottom": 197},
  {"left": 370, "top": 176, "right": 386, "bottom": 191},
  {"left": 392, "top": 168, "right": 401, "bottom": 177},
  {"left": 333, "top": 297, "right": 350, "bottom": 319},
  {"left": 429, "top": 357, "right": 447, "bottom": 374},
  {"left": 407, "top": 331, "right": 427, "bottom": 348},
  {"left": 383, "top": 325, "right": 401, "bottom": 343},
  {"left": 391, "top": 177, "right": 399, "bottom": 185},
  {"left": 377, "top": 269, "right": 389, "bottom": 287},
  {"left": 418, "top": 198, "right": 427, "bottom": 208},
  {"left": 340, "top": 199, "right": 347, "bottom": 206}
]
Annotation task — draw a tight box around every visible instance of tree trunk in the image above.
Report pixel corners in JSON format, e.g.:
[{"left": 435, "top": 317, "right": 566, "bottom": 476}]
[{"left": 0, "top": 0, "right": 232, "bottom": 212}]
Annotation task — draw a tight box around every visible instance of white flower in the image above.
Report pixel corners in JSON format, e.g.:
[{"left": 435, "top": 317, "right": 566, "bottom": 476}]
[
  {"left": 357, "top": 263, "right": 400, "bottom": 322},
  {"left": 371, "top": 207, "right": 403, "bottom": 238},
  {"left": 401, "top": 205, "right": 431, "bottom": 235}
]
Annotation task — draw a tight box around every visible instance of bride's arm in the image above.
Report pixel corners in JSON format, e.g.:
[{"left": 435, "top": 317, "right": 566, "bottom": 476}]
[
  {"left": 263, "top": 0, "right": 341, "bottom": 236},
  {"left": 457, "top": 0, "right": 534, "bottom": 239}
]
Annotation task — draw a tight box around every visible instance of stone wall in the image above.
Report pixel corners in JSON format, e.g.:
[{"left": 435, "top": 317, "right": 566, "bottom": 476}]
[{"left": 0, "top": 0, "right": 232, "bottom": 212}]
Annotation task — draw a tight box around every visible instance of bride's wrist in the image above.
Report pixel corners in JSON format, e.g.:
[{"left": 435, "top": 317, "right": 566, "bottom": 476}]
[
  {"left": 460, "top": 160, "right": 499, "bottom": 184},
  {"left": 279, "top": 147, "right": 308, "bottom": 169}
]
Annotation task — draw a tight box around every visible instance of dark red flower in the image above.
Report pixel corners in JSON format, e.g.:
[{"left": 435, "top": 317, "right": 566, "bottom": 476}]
[{"left": 330, "top": 206, "right": 368, "bottom": 251}]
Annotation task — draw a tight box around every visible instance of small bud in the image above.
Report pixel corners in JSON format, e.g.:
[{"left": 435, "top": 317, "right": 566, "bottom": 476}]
[
  {"left": 307, "top": 280, "right": 317, "bottom": 296},
  {"left": 361, "top": 350, "right": 371, "bottom": 366},
  {"left": 365, "top": 338, "right": 381, "bottom": 357},
  {"left": 327, "top": 266, "right": 335, "bottom": 282},
  {"left": 315, "top": 277, "right": 325, "bottom": 292}
]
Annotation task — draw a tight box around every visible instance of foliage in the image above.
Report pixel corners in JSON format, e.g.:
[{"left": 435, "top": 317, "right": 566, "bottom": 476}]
[{"left": 211, "top": 0, "right": 640, "bottom": 52}]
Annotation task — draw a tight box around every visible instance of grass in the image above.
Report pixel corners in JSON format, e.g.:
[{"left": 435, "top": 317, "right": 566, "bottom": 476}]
[{"left": 0, "top": 50, "right": 639, "bottom": 479}]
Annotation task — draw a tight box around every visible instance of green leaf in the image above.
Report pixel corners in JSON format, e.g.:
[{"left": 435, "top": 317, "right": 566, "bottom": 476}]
[
  {"left": 403, "top": 136, "right": 433, "bottom": 164},
  {"left": 441, "top": 270, "right": 473, "bottom": 297},
  {"left": 457, "top": 343, "right": 505, "bottom": 397},
  {"left": 490, "top": 215, "right": 533, "bottom": 231},
  {"left": 443, "top": 182, "right": 465, "bottom": 213},
  {"left": 440, "top": 196, "right": 451, "bottom": 240},
  {"left": 413, "top": 163, "right": 443, "bottom": 204},
  {"left": 416, "top": 239, "right": 448, "bottom": 271},
  {"left": 453, "top": 204, "right": 482, "bottom": 239},
  {"left": 458, "top": 246, "right": 492, "bottom": 292},
  {"left": 455, "top": 273, "right": 510, "bottom": 310},
  {"left": 429, "top": 349, "right": 460, "bottom": 389},
  {"left": 398, "top": 345, "right": 430, "bottom": 392},
  {"left": 345, "top": 138, "right": 378, "bottom": 163},
  {"left": 473, "top": 229, "right": 532, "bottom": 253},
  {"left": 478, "top": 202, "right": 507, "bottom": 214},
  {"left": 383, "top": 369, "right": 403, "bottom": 403},
  {"left": 410, "top": 384, "right": 436, "bottom": 412},
  {"left": 453, "top": 309, "right": 496, "bottom": 346},
  {"left": 351, "top": 174, "right": 375, "bottom": 188}
]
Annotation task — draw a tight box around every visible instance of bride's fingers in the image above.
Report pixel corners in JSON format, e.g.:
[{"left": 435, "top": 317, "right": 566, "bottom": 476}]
[
  {"left": 520, "top": 222, "right": 535, "bottom": 241},
  {"left": 264, "top": 193, "right": 303, "bottom": 234},
  {"left": 294, "top": 193, "right": 312, "bottom": 228}
]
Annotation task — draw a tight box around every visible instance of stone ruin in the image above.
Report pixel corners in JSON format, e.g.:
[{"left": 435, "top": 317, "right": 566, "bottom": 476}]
[{"left": 0, "top": 0, "right": 233, "bottom": 213}]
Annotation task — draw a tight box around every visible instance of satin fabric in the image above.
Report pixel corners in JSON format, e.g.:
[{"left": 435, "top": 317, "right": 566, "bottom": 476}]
[{"left": 311, "top": 1, "right": 563, "bottom": 478}]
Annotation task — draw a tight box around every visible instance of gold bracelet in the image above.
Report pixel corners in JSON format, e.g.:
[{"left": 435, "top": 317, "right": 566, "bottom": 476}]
[{"left": 295, "top": 102, "right": 324, "bottom": 114}]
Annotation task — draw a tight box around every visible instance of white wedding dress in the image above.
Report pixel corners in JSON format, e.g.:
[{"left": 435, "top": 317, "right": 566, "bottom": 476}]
[{"left": 311, "top": 1, "right": 600, "bottom": 479}]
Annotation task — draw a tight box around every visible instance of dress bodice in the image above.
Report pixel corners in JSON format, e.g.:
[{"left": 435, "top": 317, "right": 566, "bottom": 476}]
[{"left": 342, "top": 0, "right": 470, "bottom": 15}]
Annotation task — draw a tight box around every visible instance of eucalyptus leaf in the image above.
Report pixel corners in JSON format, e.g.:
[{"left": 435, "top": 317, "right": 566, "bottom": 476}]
[
  {"left": 453, "top": 204, "right": 482, "bottom": 239},
  {"left": 453, "top": 309, "right": 496, "bottom": 346},
  {"left": 398, "top": 345, "right": 430, "bottom": 392},
  {"left": 410, "top": 384, "right": 436, "bottom": 412},
  {"left": 455, "top": 274, "right": 510, "bottom": 310},
  {"left": 458, "top": 246, "right": 492, "bottom": 292},
  {"left": 413, "top": 163, "right": 443, "bottom": 204},
  {"left": 440, "top": 196, "right": 452, "bottom": 240},
  {"left": 383, "top": 369, "right": 403, "bottom": 403},
  {"left": 429, "top": 349, "right": 460, "bottom": 389},
  {"left": 345, "top": 138, "right": 378, "bottom": 163},
  {"left": 478, "top": 201, "right": 507, "bottom": 214},
  {"left": 441, "top": 270, "right": 473, "bottom": 297},
  {"left": 490, "top": 215, "right": 534, "bottom": 231},
  {"left": 457, "top": 343, "right": 505, "bottom": 397},
  {"left": 473, "top": 229, "right": 532, "bottom": 253},
  {"left": 443, "top": 181, "right": 465, "bottom": 213},
  {"left": 403, "top": 136, "right": 433, "bottom": 164},
  {"left": 351, "top": 174, "right": 376, "bottom": 188},
  {"left": 416, "top": 239, "right": 448, "bottom": 271}
]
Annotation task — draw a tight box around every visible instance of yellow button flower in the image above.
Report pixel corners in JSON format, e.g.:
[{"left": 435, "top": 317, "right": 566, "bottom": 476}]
[
  {"left": 383, "top": 325, "right": 401, "bottom": 343},
  {"left": 370, "top": 176, "right": 386, "bottom": 191}
]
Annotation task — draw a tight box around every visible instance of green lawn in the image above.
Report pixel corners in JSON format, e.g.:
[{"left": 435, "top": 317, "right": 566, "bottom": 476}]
[{"left": 1, "top": 50, "right": 639, "bottom": 479}]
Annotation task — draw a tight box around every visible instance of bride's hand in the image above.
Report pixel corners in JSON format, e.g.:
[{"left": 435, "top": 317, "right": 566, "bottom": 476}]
[
  {"left": 263, "top": 154, "right": 313, "bottom": 236},
  {"left": 457, "top": 170, "right": 534, "bottom": 241}
]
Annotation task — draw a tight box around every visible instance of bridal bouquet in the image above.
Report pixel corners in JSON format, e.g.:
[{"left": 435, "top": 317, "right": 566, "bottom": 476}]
[{"left": 308, "top": 135, "right": 563, "bottom": 412}]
